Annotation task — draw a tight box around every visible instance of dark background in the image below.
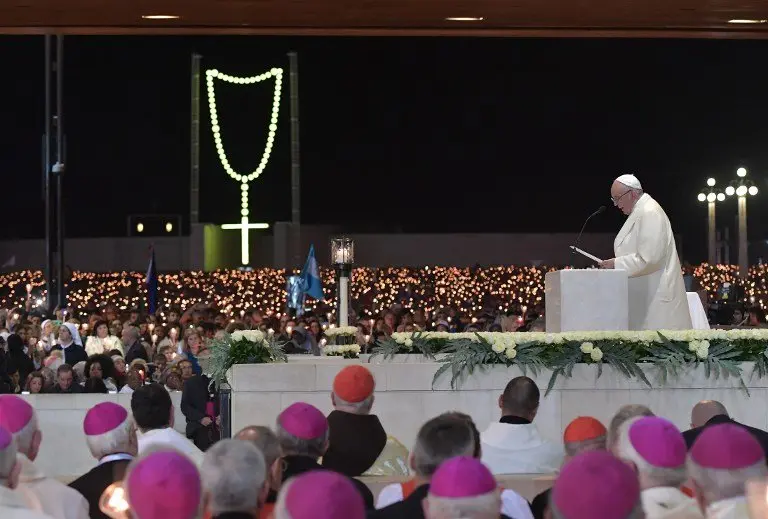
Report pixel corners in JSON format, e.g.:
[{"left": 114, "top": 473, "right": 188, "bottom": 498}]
[{"left": 1, "top": 36, "right": 767, "bottom": 262}]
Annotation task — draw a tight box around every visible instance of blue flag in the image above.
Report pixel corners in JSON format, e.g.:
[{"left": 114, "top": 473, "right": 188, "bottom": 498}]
[
  {"left": 300, "top": 245, "right": 324, "bottom": 301},
  {"left": 145, "top": 247, "right": 158, "bottom": 315}
]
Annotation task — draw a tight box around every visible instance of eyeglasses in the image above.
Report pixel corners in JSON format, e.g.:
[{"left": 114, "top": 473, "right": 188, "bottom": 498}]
[{"left": 610, "top": 190, "right": 632, "bottom": 205}]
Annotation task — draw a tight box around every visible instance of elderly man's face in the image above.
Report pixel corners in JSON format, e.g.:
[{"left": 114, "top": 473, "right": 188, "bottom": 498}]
[{"left": 610, "top": 181, "right": 636, "bottom": 216}]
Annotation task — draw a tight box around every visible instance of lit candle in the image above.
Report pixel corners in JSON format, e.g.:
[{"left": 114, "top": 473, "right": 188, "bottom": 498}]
[
  {"left": 364, "top": 334, "right": 370, "bottom": 343},
  {"left": 148, "top": 323, "right": 155, "bottom": 333},
  {"left": 286, "top": 326, "right": 293, "bottom": 334},
  {"left": 151, "top": 334, "right": 158, "bottom": 344},
  {"left": 82, "top": 323, "right": 89, "bottom": 331},
  {"left": 26, "top": 284, "right": 32, "bottom": 294},
  {"left": 267, "top": 328, "right": 274, "bottom": 335},
  {"left": 240, "top": 310, "right": 245, "bottom": 318}
]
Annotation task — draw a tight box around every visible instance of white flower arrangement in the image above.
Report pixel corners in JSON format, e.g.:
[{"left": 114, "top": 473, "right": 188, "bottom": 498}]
[
  {"left": 230, "top": 329, "right": 267, "bottom": 345},
  {"left": 324, "top": 326, "right": 358, "bottom": 337},
  {"left": 323, "top": 344, "right": 361, "bottom": 358}
]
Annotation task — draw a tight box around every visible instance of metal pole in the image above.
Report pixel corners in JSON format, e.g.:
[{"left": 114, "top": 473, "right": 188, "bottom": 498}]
[
  {"left": 288, "top": 52, "right": 301, "bottom": 268},
  {"left": 190, "top": 54, "right": 202, "bottom": 226},
  {"left": 55, "top": 35, "right": 65, "bottom": 309},
  {"left": 707, "top": 201, "right": 716, "bottom": 264},
  {"left": 738, "top": 196, "right": 748, "bottom": 278},
  {"left": 44, "top": 35, "right": 54, "bottom": 310}
]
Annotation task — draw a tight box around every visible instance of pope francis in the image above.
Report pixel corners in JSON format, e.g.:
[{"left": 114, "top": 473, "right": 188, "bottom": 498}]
[{"left": 599, "top": 174, "right": 692, "bottom": 330}]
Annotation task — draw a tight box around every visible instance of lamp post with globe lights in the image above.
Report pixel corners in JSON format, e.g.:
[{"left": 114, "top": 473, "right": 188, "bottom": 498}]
[
  {"left": 697, "top": 178, "right": 725, "bottom": 264},
  {"left": 725, "top": 167, "right": 759, "bottom": 278}
]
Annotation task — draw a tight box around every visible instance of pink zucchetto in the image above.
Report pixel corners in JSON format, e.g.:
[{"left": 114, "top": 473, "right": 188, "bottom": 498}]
[
  {"left": 278, "top": 402, "right": 328, "bottom": 440},
  {"left": 0, "top": 395, "right": 35, "bottom": 434},
  {"left": 126, "top": 450, "right": 201, "bottom": 519},
  {"left": 282, "top": 470, "right": 365, "bottom": 519},
  {"left": 690, "top": 423, "right": 764, "bottom": 469},
  {"left": 553, "top": 451, "right": 640, "bottom": 519},
  {"left": 628, "top": 417, "right": 686, "bottom": 468},
  {"left": 84, "top": 402, "right": 129, "bottom": 436},
  {"left": 0, "top": 426, "right": 12, "bottom": 450},
  {"left": 430, "top": 457, "right": 497, "bottom": 498}
]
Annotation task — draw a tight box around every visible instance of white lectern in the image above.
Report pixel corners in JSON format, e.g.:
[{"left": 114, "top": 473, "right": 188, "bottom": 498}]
[{"left": 545, "top": 269, "right": 629, "bottom": 332}]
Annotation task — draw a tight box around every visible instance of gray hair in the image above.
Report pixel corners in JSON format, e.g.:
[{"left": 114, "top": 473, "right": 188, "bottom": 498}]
[
  {"left": 236, "top": 426, "right": 281, "bottom": 468},
  {"left": 332, "top": 393, "right": 374, "bottom": 415},
  {"left": 124, "top": 326, "right": 140, "bottom": 342},
  {"left": 564, "top": 436, "right": 607, "bottom": 458},
  {"left": 426, "top": 493, "right": 500, "bottom": 519},
  {"left": 412, "top": 414, "right": 475, "bottom": 478},
  {"left": 0, "top": 433, "right": 17, "bottom": 480},
  {"left": 616, "top": 417, "right": 686, "bottom": 488},
  {"left": 14, "top": 414, "right": 39, "bottom": 459},
  {"left": 85, "top": 416, "right": 135, "bottom": 460},
  {"left": 607, "top": 405, "right": 654, "bottom": 452},
  {"left": 688, "top": 459, "right": 768, "bottom": 505},
  {"left": 552, "top": 501, "right": 645, "bottom": 519},
  {"left": 202, "top": 439, "right": 266, "bottom": 515},
  {"left": 276, "top": 423, "right": 328, "bottom": 459}
]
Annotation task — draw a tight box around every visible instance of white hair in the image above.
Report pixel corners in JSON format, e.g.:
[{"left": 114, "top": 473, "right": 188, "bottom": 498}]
[
  {"left": 0, "top": 436, "right": 18, "bottom": 480},
  {"left": 564, "top": 436, "right": 606, "bottom": 458},
  {"left": 85, "top": 416, "right": 135, "bottom": 460},
  {"left": 332, "top": 393, "right": 374, "bottom": 415},
  {"left": 615, "top": 417, "right": 686, "bottom": 488},
  {"left": 688, "top": 458, "right": 768, "bottom": 504},
  {"left": 275, "top": 422, "right": 328, "bottom": 459},
  {"left": 552, "top": 501, "right": 644, "bottom": 519},
  {"left": 14, "top": 414, "right": 38, "bottom": 459},
  {"left": 201, "top": 439, "right": 266, "bottom": 515},
  {"left": 426, "top": 492, "right": 501, "bottom": 519}
]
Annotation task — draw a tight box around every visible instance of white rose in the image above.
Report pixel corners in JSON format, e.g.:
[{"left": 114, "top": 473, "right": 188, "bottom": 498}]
[
  {"left": 231, "top": 330, "right": 244, "bottom": 341},
  {"left": 491, "top": 341, "right": 505, "bottom": 353},
  {"left": 580, "top": 342, "right": 594, "bottom": 354},
  {"left": 590, "top": 347, "right": 603, "bottom": 362},
  {"left": 404, "top": 339, "right": 413, "bottom": 347},
  {"left": 545, "top": 334, "right": 555, "bottom": 344},
  {"left": 505, "top": 347, "right": 517, "bottom": 360},
  {"left": 696, "top": 344, "right": 709, "bottom": 359},
  {"left": 554, "top": 335, "right": 564, "bottom": 344},
  {"left": 688, "top": 340, "right": 699, "bottom": 352}
]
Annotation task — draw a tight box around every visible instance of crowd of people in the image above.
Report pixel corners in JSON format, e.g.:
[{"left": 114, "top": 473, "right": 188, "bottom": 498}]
[{"left": 0, "top": 364, "right": 766, "bottom": 519}]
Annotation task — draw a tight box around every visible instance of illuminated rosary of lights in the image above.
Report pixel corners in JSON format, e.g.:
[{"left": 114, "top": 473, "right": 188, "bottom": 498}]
[{"left": 0, "top": 264, "right": 765, "bottom": 318}]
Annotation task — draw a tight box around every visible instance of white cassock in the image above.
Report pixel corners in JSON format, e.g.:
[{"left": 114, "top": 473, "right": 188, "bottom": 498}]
[{"left": 614, "top": 193, "right": 691, "bottom": 330}]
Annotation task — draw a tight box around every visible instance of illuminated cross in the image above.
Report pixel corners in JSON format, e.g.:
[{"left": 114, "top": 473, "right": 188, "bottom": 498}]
[{"left": 206, "top": 67, "right": 283, "bottom": 265}]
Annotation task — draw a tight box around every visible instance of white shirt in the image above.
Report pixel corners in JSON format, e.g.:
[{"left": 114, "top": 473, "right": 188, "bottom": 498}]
[
  {"left": 15, "top": 455, "right": 89, "bottom": 519},
  {"left": 480, "top": 422, "right": 564, "bottom": 474},
  {"left": 137, "top": 427, "right": 204, "bottom": 466},
  {"left": 0, "top": 485, "right": 57, "bottom": 519},
  {"left": 705, "top": 497, "right": 750, "bottom": 519},
  {"left": 641, "top": 487, "right": 703, "bottom": 519},
  {"left": 376, "top": 481, "right": 534, "bottom": 519}
]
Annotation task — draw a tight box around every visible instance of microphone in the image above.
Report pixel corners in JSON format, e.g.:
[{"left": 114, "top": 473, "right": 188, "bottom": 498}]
[{"left": 571, "top": 205, "right": 606, "bottom": 267}]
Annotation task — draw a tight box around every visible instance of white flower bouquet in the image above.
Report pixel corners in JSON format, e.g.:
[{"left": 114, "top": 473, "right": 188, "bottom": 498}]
[
  {"left": 324, "top": 326, "right": 358, "bottom": 346},
  {"left": 208, "top": 329, "right": 287, "bottom": 387},
  {"left": 323, "top": 344, "right": 361, "bottom": 359}
]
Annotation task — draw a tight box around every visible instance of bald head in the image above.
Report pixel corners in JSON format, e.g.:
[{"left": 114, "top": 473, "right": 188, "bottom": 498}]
[
  {"left": 691, "top": 401, "right": 728, "bottom": 428},
  {"left": 236, "top": 426, "right": 280, "bottom": 467}
]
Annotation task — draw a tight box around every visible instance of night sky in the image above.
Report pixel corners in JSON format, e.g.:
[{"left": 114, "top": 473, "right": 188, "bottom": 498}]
[{"left": 1, "top": 36, "right": 767, "bottom": 262}]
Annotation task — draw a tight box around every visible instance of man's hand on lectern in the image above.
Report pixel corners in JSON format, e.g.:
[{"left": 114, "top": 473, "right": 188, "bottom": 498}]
[{"left": 599, "top": 258, "right": 615, "bottom": 269}]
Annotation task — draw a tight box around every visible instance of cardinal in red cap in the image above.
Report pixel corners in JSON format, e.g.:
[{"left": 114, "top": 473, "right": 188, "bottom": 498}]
[
  {"left": 322, "top": 365, "right": 408, "bottom": 478},
  {"left": 276, "top": 401, "right": 374, "bottom": 509},
  {"left": 69, "top": 402, "right": 137, "bottom": 519},
  {"left": 531, "top": 416, "right": 607, "bottom": 519},
  {"left": 688, "top": 423, "right": 767, "bottom": 518}
]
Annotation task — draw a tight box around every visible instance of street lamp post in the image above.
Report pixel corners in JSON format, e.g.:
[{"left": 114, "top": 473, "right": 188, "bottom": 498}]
[
  {"left": 331, "top": 237, "right": 354, "bottom": 327},
  {"left": 697, "top": 178, "right": 725, "bottom": 265},
  {"left": 725, "top": 167, "right": 759, "bottom": 278}
]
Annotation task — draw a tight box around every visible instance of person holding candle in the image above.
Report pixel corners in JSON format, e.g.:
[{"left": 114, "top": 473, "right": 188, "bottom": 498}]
[{"left": 85, "top": 320, "right": 124, "bottom": 357}]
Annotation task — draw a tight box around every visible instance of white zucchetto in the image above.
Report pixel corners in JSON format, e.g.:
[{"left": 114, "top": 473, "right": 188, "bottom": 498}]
[{"left": 615, "top": 174, "right": 642, "bottom": 190}]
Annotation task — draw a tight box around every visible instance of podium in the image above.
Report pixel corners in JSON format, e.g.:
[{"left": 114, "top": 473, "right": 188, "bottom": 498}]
[{"left": 545, "top": 269, "right": 628, "bottom": 332}]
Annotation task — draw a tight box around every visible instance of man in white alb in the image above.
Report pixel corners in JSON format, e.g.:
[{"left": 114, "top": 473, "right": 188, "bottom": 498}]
[{"left": 599, "top": 175, "right": 692, "bottom": 330}]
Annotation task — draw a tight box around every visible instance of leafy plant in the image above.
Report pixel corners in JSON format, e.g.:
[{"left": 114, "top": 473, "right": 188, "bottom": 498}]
[
  {"left": 639, "top": 333, "right": 693, "bottom": 386},
  {"left": 208, "top": 333, "right": 287, "bottom": 388}
]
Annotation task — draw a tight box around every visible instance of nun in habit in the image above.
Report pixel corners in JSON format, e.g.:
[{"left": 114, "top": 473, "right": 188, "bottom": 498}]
[{"left": 599, "top": 174, "right": 692, "bottom": 331}]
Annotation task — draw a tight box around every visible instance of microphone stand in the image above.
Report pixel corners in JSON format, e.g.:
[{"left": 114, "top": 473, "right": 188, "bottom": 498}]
[{"left": 571, "top": 206, "right": 606, "bottom": 268}]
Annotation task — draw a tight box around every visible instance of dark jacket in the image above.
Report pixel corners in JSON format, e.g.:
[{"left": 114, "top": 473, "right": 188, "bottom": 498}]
[
  {"left": 51, "top": 343, "right": 89, "bottom": 366},
  {"left": 124, "top": 340, "right": 149, "bottom": 365},
  {"left": 69, "top": 459, "right": 131, "bottom": 519},
  {"left": 530, "top": 488, "right": 550, "bottom": 519},
  {"left": 323, "top": 410, "right": 388, "bottom": 477},
  {"left": 181, "top": 374, "right": 219, "bottom": 450},
  {"left": 53, "top": 381, "right": 84, "bottom": 393},
  {"left": 282, "top": 454, "right": 374, "bottom": 510},
  {"left": 7, "top": 334, "right": 34, "bottom": 382},
  {"left": 683, "top": 414, "right": 768, "bottom": 462}
]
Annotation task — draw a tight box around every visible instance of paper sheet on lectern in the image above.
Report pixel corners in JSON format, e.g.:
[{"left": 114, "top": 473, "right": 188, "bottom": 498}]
[{"left": 569, "top": 246, "right": 603, "bottom": 263}]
